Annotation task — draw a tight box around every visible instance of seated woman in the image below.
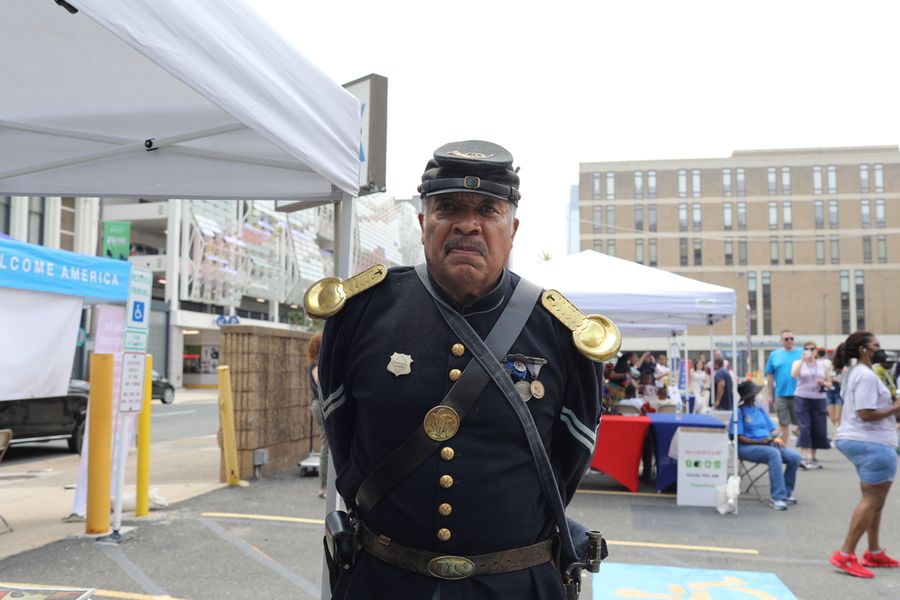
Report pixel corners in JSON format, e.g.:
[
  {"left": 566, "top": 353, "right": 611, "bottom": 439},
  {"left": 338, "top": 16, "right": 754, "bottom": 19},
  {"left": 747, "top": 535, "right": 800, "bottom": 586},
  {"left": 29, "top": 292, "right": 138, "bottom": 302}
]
[{"left": 732, "top": 380, "right": 802, "bottom": 511}]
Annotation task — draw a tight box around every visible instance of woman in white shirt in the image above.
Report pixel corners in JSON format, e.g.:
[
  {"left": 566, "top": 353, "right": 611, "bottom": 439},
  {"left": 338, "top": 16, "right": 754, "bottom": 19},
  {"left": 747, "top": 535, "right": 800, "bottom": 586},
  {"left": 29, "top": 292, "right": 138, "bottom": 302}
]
[
  {"left": 691, "top": 358, "right": 710, "bottom": 413},
  {"left": 829, "top": 331, "right": 900, "bottom": 579}
]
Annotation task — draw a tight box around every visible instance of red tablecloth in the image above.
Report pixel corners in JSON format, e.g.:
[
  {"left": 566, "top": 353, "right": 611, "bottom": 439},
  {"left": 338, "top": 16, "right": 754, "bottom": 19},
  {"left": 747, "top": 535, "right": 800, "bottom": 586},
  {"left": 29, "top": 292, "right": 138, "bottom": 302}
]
[{"left": 591, "top": 415, "right": 651, "bottom": 492}]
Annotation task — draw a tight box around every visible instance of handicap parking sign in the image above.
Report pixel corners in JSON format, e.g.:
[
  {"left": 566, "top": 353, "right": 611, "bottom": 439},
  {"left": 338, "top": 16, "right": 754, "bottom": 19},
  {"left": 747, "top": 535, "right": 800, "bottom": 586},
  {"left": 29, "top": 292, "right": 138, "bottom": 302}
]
[{"left": 132, "top": 300, "right": 145, "bottom": 323}]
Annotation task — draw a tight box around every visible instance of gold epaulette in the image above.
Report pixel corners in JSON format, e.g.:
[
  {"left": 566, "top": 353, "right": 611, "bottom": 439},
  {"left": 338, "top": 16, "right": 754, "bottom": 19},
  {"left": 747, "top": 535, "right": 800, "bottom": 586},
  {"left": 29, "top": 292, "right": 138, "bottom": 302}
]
[
  {"left": 540, "top": 289, "right": 622, "bottom": 362},
  {"left": 303, "top": 264, "right": 387, "bottom": 319}
]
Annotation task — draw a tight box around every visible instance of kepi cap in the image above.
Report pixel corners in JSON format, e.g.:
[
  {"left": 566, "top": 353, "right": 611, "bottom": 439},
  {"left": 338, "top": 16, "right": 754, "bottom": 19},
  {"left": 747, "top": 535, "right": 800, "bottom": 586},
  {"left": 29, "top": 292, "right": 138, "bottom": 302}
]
[{"left": 418, "top": 140, "right": 520, "bottom": 204}]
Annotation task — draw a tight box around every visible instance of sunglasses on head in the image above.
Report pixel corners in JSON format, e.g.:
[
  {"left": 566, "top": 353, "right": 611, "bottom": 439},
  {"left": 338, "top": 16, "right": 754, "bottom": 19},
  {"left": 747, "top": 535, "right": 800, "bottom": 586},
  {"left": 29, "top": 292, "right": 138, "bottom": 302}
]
[{"left": 783, "top": 337, "right": 794, "bottom": 341}]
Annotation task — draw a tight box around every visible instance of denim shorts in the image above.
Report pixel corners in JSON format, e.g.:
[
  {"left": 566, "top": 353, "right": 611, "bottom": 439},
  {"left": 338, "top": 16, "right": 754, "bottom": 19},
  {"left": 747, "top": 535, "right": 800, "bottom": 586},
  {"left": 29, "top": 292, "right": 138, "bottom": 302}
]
[{"left": 836, "top": 439, "right": 898, "bottom": 484}]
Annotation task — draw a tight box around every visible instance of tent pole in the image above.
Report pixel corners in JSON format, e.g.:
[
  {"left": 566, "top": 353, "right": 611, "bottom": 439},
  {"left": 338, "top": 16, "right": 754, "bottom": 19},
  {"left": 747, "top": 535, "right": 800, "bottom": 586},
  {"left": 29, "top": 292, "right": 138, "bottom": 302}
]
[{"left": 732, "top": 313, "right": 739, "bottom": 514}]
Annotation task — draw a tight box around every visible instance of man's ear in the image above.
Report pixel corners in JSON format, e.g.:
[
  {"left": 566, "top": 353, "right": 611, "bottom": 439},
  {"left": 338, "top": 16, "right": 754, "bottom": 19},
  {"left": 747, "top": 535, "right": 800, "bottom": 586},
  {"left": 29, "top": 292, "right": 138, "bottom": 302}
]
[{"left": 510, "top": 217, "right": 520, "bottom": 241}]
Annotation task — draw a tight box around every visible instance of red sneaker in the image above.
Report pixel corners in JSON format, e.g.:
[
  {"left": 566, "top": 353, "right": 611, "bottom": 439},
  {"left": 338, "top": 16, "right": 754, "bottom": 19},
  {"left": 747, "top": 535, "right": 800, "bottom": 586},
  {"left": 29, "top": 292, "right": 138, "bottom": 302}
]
[
  {"left": 830, "top": 551, "right": 874, "bottom": 578},
  {"left": 861, "top": 550, "right": 900, "bottom": 568}
]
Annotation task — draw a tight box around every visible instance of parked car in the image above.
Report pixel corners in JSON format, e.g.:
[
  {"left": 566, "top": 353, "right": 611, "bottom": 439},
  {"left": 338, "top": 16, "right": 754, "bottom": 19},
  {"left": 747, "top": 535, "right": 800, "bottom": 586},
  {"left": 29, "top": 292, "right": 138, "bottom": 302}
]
[
  {"left": 152, "top": 371, "right": 175, "bottom": 404},
  {"left": 0, "top": 380, "right": 89, "bottom": 453}
]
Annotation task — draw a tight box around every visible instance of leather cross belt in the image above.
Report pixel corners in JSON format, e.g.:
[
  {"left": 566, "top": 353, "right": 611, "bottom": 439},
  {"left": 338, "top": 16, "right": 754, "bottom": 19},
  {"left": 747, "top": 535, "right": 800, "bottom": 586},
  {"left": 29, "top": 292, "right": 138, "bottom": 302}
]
[{"left": 359, "top": 524, "right": 554, "bottom": 580}]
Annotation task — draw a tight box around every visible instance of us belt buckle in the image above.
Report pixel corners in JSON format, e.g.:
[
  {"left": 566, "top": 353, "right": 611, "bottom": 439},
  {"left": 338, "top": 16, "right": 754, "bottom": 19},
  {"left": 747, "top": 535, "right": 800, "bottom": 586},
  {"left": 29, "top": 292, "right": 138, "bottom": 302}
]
[{"left": 427, "top": 555, "right": 476, "bottom": 580}]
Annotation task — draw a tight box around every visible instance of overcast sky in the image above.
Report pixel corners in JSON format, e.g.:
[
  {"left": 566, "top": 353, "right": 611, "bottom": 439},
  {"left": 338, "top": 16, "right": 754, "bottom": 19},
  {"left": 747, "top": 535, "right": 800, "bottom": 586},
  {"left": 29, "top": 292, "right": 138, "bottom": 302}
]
[{"left": 250, "top": 0, "right": 899, "bottom": 268}]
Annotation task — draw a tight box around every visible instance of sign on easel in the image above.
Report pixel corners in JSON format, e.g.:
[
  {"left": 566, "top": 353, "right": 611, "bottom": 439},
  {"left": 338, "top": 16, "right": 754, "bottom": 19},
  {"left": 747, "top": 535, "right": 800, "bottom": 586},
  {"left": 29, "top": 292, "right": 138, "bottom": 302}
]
[{"left": 676, "top": 427, "right": 728, "bottom": 507}]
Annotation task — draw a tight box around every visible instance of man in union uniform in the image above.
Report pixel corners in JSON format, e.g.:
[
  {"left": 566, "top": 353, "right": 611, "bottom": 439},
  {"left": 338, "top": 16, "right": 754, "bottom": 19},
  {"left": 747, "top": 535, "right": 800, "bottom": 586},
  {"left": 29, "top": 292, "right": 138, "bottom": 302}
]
[{"left": 315, "top": 140, "right": 606, "bottom": 599}]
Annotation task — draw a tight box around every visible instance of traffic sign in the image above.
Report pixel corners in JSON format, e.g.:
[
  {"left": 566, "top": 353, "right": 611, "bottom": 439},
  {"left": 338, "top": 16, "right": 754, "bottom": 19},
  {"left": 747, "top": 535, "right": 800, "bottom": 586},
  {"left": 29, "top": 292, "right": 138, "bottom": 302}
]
[
  {"left": 119, "top": 352, "right": 147, "bottom": 413},
  {"left": 125, "top": 268, "right": 152, "bottom": 332}
]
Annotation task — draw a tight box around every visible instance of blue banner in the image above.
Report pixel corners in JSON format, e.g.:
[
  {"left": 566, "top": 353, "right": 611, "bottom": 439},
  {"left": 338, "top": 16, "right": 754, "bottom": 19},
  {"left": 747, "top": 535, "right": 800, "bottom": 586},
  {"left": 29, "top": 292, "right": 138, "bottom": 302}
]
[{"left": 0, "top": 237, "right": 131, "bottom": 302}]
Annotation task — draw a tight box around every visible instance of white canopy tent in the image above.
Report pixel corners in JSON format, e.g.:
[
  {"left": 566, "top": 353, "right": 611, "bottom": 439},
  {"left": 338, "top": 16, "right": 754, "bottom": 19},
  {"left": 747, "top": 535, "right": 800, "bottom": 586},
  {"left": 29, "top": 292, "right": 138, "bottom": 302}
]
[{"left": 518, "top": 250, "right": 744, "bottom": 510}]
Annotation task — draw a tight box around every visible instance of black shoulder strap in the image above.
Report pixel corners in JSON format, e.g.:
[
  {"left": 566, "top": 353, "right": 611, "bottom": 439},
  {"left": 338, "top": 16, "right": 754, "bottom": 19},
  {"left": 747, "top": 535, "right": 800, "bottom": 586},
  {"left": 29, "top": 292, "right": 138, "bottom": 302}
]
[
  {"left": 353, "top": 266, "right": 540, "bottom": 516},
  {"left": 412, "top": 265, "right": 580, "bottom": 567}
]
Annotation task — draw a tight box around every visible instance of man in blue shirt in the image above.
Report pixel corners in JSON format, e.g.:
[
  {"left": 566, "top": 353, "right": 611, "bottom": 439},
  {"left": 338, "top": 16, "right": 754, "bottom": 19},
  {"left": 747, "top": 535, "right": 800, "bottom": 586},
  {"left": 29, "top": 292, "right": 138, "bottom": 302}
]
[
  {"left": 713, "top": 356, "right": 733, "bottom": 411},
  {"left": 734, "top": 381, "right": 801, "bottom": 510},
  {"left": 765, "top": 329, "right": 803, "bottom": 445}
]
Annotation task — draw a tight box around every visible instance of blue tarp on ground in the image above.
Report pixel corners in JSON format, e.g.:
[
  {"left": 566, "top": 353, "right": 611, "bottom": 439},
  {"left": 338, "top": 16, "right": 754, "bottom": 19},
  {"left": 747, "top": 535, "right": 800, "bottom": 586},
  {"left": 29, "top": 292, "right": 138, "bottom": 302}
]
[{"left": 0, "top": 237, "right": 130, "bottom": 302}]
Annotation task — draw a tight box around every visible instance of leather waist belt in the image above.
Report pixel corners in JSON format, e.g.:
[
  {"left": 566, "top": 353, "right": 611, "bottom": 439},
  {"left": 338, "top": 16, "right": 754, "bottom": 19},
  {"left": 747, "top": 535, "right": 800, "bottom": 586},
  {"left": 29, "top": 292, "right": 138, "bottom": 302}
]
[{"left": 359, "top": 524, "right": 554, "bottom": 580}]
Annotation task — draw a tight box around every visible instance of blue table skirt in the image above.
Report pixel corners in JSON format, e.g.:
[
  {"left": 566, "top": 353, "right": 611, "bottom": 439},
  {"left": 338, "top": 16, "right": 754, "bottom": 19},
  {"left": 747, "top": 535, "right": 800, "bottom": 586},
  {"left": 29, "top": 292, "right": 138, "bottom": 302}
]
[{"left": 648, "top": 413, "right": 726, "bottom": 492}]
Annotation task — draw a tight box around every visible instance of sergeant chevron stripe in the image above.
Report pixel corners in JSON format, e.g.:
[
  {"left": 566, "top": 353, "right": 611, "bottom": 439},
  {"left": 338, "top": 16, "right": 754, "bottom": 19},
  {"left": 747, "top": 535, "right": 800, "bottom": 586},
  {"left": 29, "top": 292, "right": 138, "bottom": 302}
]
[
  {"left": 560, "top": 407, "right": 596, "bottom": 452},
  {"left": 322, "top": 383, "right": 346, "bottom": 419}
]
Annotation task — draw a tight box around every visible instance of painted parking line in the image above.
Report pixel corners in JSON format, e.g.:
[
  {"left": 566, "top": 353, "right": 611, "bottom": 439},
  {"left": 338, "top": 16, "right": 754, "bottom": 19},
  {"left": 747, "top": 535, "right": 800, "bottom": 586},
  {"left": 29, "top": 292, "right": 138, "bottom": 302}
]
[
  {"left": 201, "top": 511, "right": 324, "bottom": 526},
  {"left": 201, "top": 512, "right": 756, "bottom": 556},
  {"left": 1, "top": 582, "right": 184, "bottom": 600},
  {"left": 151, "top": 410, "right": 196, "bottom": 418},
  {"left": 592, "top": 563, "right": 795, "bottom": 599}
]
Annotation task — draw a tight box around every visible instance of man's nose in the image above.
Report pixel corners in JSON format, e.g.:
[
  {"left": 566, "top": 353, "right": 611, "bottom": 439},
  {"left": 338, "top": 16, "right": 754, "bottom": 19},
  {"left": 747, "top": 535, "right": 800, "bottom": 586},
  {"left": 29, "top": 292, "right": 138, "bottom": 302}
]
[{"left": 451, "top": 211, "right": 482, "bottom": 234}]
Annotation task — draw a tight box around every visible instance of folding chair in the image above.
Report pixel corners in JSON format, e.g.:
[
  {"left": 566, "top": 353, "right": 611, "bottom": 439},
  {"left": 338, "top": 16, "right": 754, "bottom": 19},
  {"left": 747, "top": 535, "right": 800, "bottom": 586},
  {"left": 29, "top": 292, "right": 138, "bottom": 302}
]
[
  {"left": 613, "top": 404, "right": 642, "bottom": 416},
  {"left": 0, "top": 429, "right": 13, "bottom": 533},
  {"left": 739, "top": 458, "right": 770, "bottom": 502},
  {"left": 656, "top": 404, "right": 676, "bottom": 414}
]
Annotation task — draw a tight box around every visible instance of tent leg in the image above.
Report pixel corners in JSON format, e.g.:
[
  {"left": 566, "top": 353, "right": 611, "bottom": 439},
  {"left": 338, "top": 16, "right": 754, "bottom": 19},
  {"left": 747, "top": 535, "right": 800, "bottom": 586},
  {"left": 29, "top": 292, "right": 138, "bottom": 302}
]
[{"left": 731, "top": 313, "right": 739, "bottom": 515}]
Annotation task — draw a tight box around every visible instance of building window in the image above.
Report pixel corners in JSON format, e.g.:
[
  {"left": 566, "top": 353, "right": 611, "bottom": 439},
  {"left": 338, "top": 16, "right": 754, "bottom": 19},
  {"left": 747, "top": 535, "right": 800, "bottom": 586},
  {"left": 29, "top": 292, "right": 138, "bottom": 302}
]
[
  {"left": 722, "top": 168, "right": 733, "bottom": 197},
  {"left": 738, "top": 239, "right": 748, "bottom": 266},
  {"left": 679, "top": 238, "right": 688, "bottom": 266},
  {"left": 813, "top": 166, "right": 823, "bottom": 195},
  {"left": 692, "top": 169, "right": 701, "bottom": 197},
  {"left": 678, "top": 203, "right": 688, "bottom": 232},
  {"left": 827, "top": 165, "right": 837, "bottom": 194},
  {"left": 784, "top": 238, "right": 793, "bottom": 265},
  {"left": 592, "top": 172, "right": 602, "bottom": 198},
  {"left": 648, "top": 170, "right": 657, "bottom": 199},
  {"left": 28, "top": 198, "right": 44, "bottom": 245},
  {"left": 678, "top": 169, "right": 688, "bottom": 198},
  {"left": 648, "top": 204, "right": 657, "bottom": 233},
  {"left": 592, "top": 205, "right": 602, "bottom": 233},
  {"left": 862, "top": 236, "right": 872, "bottom": 264},
  {"left": 606, "top": 173, "right": 615, "bottom": 200},
  {"left": 840, "top": 270, "right": 850, "bottom": 334},
  {"left": 649, "top": 239, "right": 657, "bottom": 267},
  {"left": 692, "top": 203, "right": 702, "bottom": 232},
  {"left": 607, "top": 239, "right": 616, "bottom": 257},
  {"left": 767, "top": 167, "right": 777, "bottom": 195},
  {"left": 737, "top": 202, "right": 747, "bottom": 231},
  {"left": 875, "top": 198, "right": 885, "bottom": 227},
  {"left": 860, "top": 164, "right": 869, "bottom": 193},
  {"left": 874, "top": 164, "right": 884, "bottom": 193},
  {"left": 693, "top": 239, "right": 702, "bottom": 266},
  {"left": 770, "top": 237, "right": 779, "bottom": 265},
  {"left": 593, "top": 239, "right": 603, "bottom": 252},
  {"left": 828, "top": 199, "right": 838, "bottom": 228},
  {"left": 748, "top": 272, "right": 758, "bottom": 335},
  {"left": 855, "top": 271, "right": 865, "bottom": 331},
  {"left": 814, "top": 200, "right": 824, "bottom": 229},
  {"left": 768, "top": 201, "right": 778, "bottom": 230},
  {"left": 830, "top": 235, "right": 840, "bottom": 264},
  {"left": 634, "top": 171, "right": 644, "bottom": 199},
  {"left": 782, "top": 201, "right": 792, "bottom": 230},
  {"left": 634, "top": 205, "right": 644, "bottom": 232},
  {"left": 60, "top": 197, "right": 76, "bottom": 251},
  {"left": 606, "top": 205, "right": 616, "bottom": 234},
  {"left": 762, "top": 271, "right": 772, "bottom": 335},
  {"left": 877, "top": 235, "right": 887, "bottom": 263},
  {"left": 816, "top": 236, "right": 825, "bottom": 265},
  {"left": 861, "top": 199, "right": 871, "bottom": 228},
  {"left": 635, "top": 239, "right": 644, "bottom": 264},
  {"left": 724, "top": 239, "right": 733, "bottom": 266},
  {"left": 736, "top": 168, "right": 746, "bottom": 196},
  {"left": 0, "top": 197, "right": 10, "bottom": 235},
  {"left": 723, "top": 203, "right": 733, "bottom": 231},
  {"left": 781, "top": 167, "right": 791, "bottom": 195}
]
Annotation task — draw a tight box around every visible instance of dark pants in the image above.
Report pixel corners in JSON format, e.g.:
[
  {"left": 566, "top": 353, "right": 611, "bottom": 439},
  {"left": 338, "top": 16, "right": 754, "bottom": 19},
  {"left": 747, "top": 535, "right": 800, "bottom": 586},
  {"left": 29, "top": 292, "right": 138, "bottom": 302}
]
[{"left": 794, "top": 396, "right": 830, "bottom": 449}]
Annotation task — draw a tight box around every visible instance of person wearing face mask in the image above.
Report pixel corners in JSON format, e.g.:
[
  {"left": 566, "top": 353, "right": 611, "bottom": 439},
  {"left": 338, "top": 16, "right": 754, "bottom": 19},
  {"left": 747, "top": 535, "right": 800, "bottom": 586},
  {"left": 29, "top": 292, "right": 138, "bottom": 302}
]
[
  {"left": 732, "top": 380, "right": 801, "bottom": 511},
  {"left": 829, "top": 331, "right": 900, "bottom": 579},
  {"left": 791, "top": 342, "right": 831, "bottom": 469}
]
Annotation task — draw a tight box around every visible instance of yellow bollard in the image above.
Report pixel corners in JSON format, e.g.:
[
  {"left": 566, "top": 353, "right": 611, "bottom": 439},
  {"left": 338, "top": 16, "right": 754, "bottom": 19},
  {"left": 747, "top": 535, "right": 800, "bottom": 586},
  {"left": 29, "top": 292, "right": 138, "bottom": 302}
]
[
  {"left": 135, "top": 354, "right": 153, "bottom": 517},
  {"left": 217, "top": 365, "right": 246, "bottom": 487},
  {"left": 86, "top": 353, "right": 114, "bottom": 534}
]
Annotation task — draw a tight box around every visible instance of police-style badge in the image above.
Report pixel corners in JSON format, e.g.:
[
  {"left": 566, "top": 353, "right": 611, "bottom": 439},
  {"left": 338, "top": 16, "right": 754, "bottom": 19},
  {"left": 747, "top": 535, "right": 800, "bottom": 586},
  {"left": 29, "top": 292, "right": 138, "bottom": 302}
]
[{"left": 387, "top": 352, "right": 413, "bottom": 377}]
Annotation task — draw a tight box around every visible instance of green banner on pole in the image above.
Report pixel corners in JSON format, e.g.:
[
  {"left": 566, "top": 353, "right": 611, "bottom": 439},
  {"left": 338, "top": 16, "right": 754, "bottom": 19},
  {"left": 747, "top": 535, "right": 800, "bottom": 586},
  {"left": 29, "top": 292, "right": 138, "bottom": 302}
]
[{"left": 102, "top": 221, "right": 131, "bottom": 261}]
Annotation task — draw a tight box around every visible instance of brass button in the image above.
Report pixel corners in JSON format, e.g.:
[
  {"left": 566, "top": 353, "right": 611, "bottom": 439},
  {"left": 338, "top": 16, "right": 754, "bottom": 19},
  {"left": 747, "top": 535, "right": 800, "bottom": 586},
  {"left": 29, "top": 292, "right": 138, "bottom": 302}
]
[
  {"left": 451, "top": 343, "right": 465, "bottom": 357},
  {"left": 437, "top": 528, "right": 452, "bottom": 542},
  {"left": 448, "top": 368, "right": 461, "bottom": 382},
  {"left": 438, "top": 503, "right": 453, "bottom": 517},
  {"left": 440, "top": 447, "right": 455, "bottom": 461},
  {"left": 439, "top": 475, "right": 454, "bottom": 488}
]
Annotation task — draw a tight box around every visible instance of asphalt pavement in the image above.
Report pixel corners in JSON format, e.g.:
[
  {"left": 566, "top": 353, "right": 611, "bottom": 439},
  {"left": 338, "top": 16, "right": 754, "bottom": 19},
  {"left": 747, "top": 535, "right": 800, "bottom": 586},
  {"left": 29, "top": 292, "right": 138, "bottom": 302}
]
[{"left": 2, "top": 406, "right": 900, "bottom": 599}]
